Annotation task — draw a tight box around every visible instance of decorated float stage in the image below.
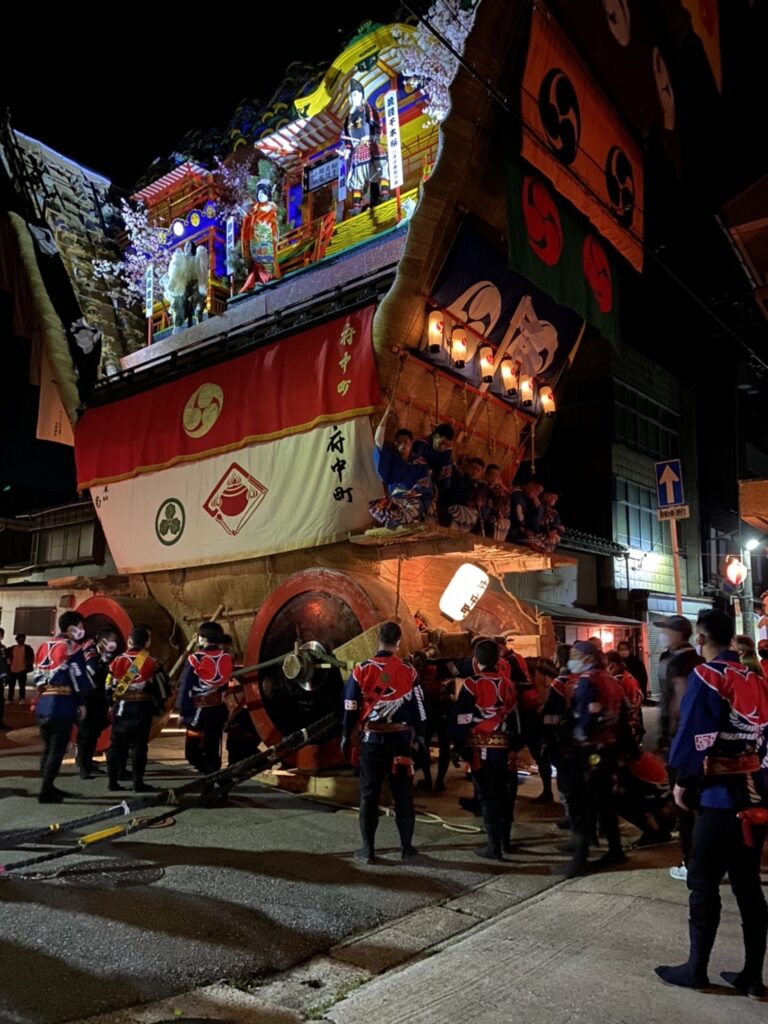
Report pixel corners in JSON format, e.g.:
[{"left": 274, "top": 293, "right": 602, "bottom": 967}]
[{"left": 11, "top": 8, "right": 625, "bottom": 768}]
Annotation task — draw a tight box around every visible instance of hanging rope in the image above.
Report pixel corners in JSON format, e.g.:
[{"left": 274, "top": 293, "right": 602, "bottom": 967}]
[
  {"left": 433, "top": 370, "right": 440, "bottom": 428},
  {"left": 530, "top": 418, "right": 537, "bottom": 476},
  {"left": 394, "top": 555, "right": 403, "bottom": 621},
  {"left": 385, "top": 352, "right": 406, "bottom": 428},
  {"left": 485, "top": 399, "right": 493, "bottom": 457}
]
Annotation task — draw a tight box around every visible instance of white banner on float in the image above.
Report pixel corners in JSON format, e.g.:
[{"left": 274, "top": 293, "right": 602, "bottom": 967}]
[{"left": 90, "top": 416, "right": 383, "bottom": 574}]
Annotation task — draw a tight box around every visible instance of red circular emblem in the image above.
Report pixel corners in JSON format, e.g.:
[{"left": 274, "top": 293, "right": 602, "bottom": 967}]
[
  {"left": 522, "top": 176, "right": 563, "bottom": 267},
  {"left": 582, "top": 235, "right": 612, "bottom": 313}
]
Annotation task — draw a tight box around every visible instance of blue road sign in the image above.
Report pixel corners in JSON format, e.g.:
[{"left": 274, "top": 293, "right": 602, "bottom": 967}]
[{"left": 655, "top": 459, "right": 685, "bottom": 509}]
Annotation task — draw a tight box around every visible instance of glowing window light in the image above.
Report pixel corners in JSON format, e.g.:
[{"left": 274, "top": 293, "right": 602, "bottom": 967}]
[
  {"left": 539, "top": 385, "right": 556, "bottom": 417},
  {"left": 519, "top": 375, "right": 535, "bottom": 407},
  {"left": 500, "top": 357, "right": 518, "bottom": 396},
  {"left": 439, "top": 563, "right": 490, "bottom": 622},
  {"left": 451, "top": 327, "right": 468, "bottom": 368},
  {"left": 427, "top": 311, "right": 444, "bottom": 353},
  {"left": 478, "top": 345, "right": 494, "bottom": 384}
]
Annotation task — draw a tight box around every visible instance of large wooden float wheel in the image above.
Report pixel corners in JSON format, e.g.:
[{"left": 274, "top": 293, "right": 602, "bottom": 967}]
[{"left": 244, "top": 569, "right": 392, "bottom": 770}]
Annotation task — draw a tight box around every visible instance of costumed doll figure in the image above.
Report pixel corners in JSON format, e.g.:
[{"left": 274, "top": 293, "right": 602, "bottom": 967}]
[
  {"left": 239, "top": 179, "right": 281, "bottom": 292},
  {"left": 343, "top": 79, "right": 389, "bottom": 215}
]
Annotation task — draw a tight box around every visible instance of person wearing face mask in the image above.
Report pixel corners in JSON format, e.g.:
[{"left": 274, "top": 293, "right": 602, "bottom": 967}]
[
  {"left": 77, "top": 628, "right": 119, "bottom": 779},
  {"left": 33, "top": 611, "right": 90, "bottom": 803},
  {"left": 655, "top": 616, "right": 702, "bottom": 750},
  {"left": 563, "top": 640, "right": 634, "bottom": 878},
  {"left": 368, "top": 404, "right": 434, "bottom": 529},
  {"left": 654, "top": 615, "right": 703, "bottom": 881},
  {"left": 176, "top": 621, "right": 234, "bottom": 778},
  {"left": 655, "top": 610, "right": 768, "bottom": 997}
]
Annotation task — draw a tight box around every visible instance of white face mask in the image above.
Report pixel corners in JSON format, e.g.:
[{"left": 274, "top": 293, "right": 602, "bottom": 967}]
[
  {"left": 103, "top": 641, "right": 118, "bottom": 653},
  {"left": 71, "top": 626, "right": 85, "bottom": 641},
  {"left": 567, "top": 658, "right": 585, "bottom": 674}
]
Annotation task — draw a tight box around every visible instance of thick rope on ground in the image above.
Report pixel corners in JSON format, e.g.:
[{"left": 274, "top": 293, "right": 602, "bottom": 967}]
[{"left": 0, "top": 713, "right": 337, "bottom": 873}]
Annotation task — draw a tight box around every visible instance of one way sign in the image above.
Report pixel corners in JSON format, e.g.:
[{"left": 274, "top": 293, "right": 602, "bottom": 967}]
[{"left": 655, "top": 459, "right": 685, "bottom": 509}]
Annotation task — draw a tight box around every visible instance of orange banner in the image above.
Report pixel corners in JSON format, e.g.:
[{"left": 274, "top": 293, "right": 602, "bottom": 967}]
[
  {"left": 521, "top": 5, "right": 644, "bottom": 271},
  {"left": 681, "top": 0, "right": 721, "bottom": 91}
]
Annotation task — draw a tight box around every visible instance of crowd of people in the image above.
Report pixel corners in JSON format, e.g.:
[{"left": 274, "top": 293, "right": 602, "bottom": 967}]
[
  {"left": 369, "top": 408, "right": 565, "bottom": 552},
  {"left": 4, "top": 601, "right": 767, "bottom": 997},
  {"left": 5, "top": 612, "right": 256, "bottom": 803},
  {"left": 342, "top": 612, "right": 768, "bottom": 997}
]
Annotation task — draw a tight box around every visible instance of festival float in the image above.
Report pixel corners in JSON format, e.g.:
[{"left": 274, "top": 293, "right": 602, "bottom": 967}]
[{"left": 7, "top": 7, "right": 600, "bottom": 767}]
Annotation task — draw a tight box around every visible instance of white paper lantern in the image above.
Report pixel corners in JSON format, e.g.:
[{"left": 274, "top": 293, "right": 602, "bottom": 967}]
[{"left": 439, "top": 563, "right": 490, "bottom": 622}]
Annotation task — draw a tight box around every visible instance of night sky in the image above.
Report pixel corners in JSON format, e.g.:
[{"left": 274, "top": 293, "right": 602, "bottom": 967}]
[{"left": 4, "top": 4, "right": 400, "bottom": 191}]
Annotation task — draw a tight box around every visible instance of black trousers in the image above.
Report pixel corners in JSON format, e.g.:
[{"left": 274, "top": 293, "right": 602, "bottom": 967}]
[
  {"left": 358, "top": 737, "right": 415, "bottom": 853},
  {"left": 77, "top": 700, "right": 108, "bottom": 771},
  {"left": 8, "top": 672, "right": 27, "bottom": 701},
  {"left": 185, "top": 704, "right": 227, "bottom": 775},
  {"left": 568, "top": 747, "right": 622, "bottom": 864},
  {"left": 521, "top": 709, "right": 553, "bottom": 793},
  {"left": 38, "top": 715, "right": 75, "bottom": 794},
  {"left": 687, "top": 807, "right": 768, "bottom": 980},
  {"left": 109, "top": 713, "right": 152, "bottom": 786},
  {"left": 472, "top": 752, "right": 509, "bottom": 855}
]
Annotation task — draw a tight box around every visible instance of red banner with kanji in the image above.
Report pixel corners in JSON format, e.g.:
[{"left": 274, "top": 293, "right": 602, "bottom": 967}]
[
  {"left": 521, "top": 5, "right": 644, "bottom": 271},
  {"left": 75, "top": 306, "right": 380, "bottom": 489}
]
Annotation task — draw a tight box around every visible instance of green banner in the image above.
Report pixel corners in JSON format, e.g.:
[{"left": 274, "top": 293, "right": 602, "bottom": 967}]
[{"left": 506, "top": 154, "right": 620, "bottom": 344}]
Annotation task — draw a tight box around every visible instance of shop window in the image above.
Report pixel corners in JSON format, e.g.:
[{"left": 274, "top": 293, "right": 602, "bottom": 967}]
[
  {"left": 14, "top": 606, "right": 56, "bottom": 636},
  {"left": 614, "top": 476, "right": 671, "bottom": 553}
]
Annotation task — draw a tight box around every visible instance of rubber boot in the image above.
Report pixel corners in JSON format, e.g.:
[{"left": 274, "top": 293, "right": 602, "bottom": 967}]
[
  {"left": 475, "top": 806, "right": 503, "bottom": 860},
  {"left": 357, "top": 802, "right": 378, "bottom": 863},
  {"left": 654, "top": 921, "right": 715, "bottom": 990},
  {"left": 564, "top": 831, "right": 589, "bottom": 878},
  {"left": 721, "top": 922, "right": 768, "bottom": 998},
  {"left": 395, "top": 807, "right": 417, "bottom": 859}
]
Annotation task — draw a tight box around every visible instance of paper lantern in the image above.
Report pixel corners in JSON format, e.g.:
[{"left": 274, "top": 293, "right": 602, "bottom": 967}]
[
  {"left": 724, "top": 555, "right": 748, "bottom": 587},
  {"left": 427, "top": 311, "right": 444, "bottom": 353},
  {"left": 519, "top": 375, "right": 535, "bottom": 407},
  {"left": 451, "top": 327, "right": 468, "bottom": 368},
  {"left": 539, "top": 385, "right": 556, "bottom": 416},
  {"left": 439, "top": 563, "right": 490, "bottom": 622},
  {"left": 478, "top": 345, "right": 494, "bottom": 384},
  {"left": 500, "top": 357, "right": 518, "bottom": 396}
]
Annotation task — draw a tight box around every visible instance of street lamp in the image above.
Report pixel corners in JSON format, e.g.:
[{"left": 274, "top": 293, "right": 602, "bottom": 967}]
[{"left": 745, "top": 538, "right": 760, "bottom": 552}]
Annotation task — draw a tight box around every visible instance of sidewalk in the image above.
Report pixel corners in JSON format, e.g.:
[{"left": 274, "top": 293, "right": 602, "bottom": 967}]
[{"left": 324, "top": 866, "right": 766, "bottom": 1024}]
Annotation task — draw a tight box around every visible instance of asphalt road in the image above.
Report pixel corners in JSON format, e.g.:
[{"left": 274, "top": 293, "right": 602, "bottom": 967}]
[{"left": 0, "top": 723, "right": 578, "bottom": 1024}]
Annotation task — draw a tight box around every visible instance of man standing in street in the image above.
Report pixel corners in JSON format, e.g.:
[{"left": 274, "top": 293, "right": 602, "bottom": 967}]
[
  {"left": 655, "top": 615, "right": 703, "bottom": 881},
  {"left": 616, "top": 639, "right": 649, "bottom": 701},
  {"left": 564, "top": 640, "right": 633, "bottom": 878},
  {"left": 656, "top": 616, "right": 702, "bottom": 748},
  {"left": 6, "top": 633, "right": 34, "bottom": 705},
  {"left": 449, "top": 638, "right": 520, "bottom": 860},
  {"left": 106, "top": 626, "right": 164, "bottom": 793},
  {"left": 655, "top": 610, "right": 768, "bottom": 998},
  {"left": 177, "top": 621, "right": 234, "bottom": 776},
  {"left": 0, "top": 627, "right": 9, "bottom": 730},
  {"left": 341, "top": 620, "right": 425, "bottom": 864},
  {"left": 78, "top": 627, "right": 118, "bottom": 778},
  {"left": 33, "top": 611, "right": 90, "bottom": 803}
]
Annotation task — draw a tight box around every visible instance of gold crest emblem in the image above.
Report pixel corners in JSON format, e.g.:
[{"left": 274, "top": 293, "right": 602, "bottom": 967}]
[{"left": 182, "top": 383, "right": 224, "bottom": 438}]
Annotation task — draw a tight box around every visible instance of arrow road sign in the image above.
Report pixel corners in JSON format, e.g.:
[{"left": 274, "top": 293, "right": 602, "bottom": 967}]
[{"left": 655, "top": 459, "right": 685, "bottom": 509}]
